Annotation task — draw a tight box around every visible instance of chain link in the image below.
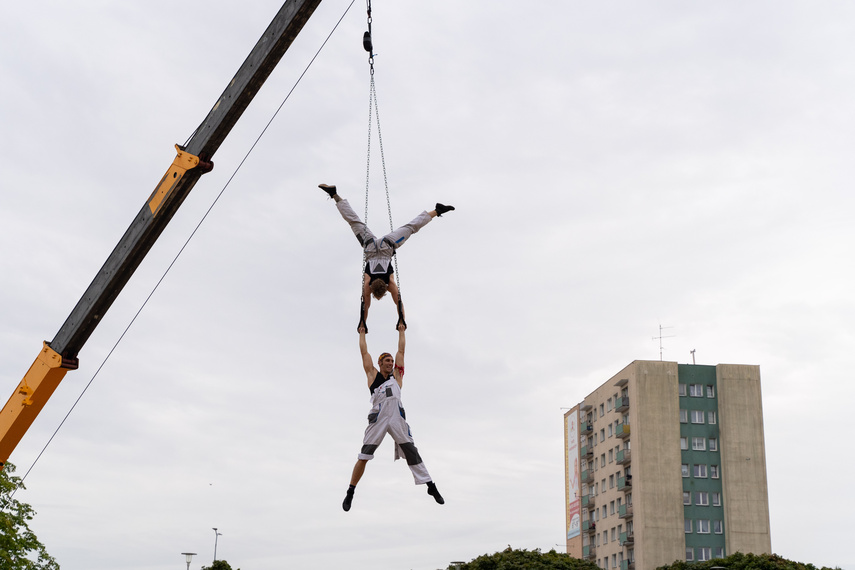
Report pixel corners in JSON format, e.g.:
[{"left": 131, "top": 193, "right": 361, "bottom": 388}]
[{"left": 362, "top": 0, "right": 399, "bottom": 293}]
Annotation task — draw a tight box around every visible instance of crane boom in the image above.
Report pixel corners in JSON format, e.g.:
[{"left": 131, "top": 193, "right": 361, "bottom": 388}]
[{"left": 0, "top": 0, "right": 322, "bottom": 467}]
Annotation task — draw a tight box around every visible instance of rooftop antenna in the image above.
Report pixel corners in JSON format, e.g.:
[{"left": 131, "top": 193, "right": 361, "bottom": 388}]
[
  {"left": 652, "top": 324, "right": 675, "bottom": 360},
  {"left": 690, "top": 349, "right": 696, "bottom": 364}
]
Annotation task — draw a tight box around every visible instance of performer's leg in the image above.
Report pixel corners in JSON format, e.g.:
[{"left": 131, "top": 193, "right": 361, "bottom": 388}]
[
  {"left": 349, "top": 459, "right": 368, "bottom": 486},
  {"left": 382, "top": 211, "right": 433, "bottom": 250},
  {"left": 388, "top": 414, "right": 432, "bottom": 485},
  {"left": 344, "top": 412, "right": 387, "bottom": 511},
  {"left": 336, "top": 198, "right": 376, "bottom": 246}
]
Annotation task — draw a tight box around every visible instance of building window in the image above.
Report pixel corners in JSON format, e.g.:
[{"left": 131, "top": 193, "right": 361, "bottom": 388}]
[
  {"left": 607, "top": 398, "right": 612, "bottom": 411},
  {"left": 612, "top": 554, "right": 617, "bottom": 568},
  {"left": 692, "top": 437, "right": 706, "bottom": 451},
  {"left": 698, "top": 547, "right": 712, "bottom": 561},
  {"left": 600, "top": 404, "right": 604, "bottom": 417},
  {"left": 714, "top": 520, "right": 723, "bottom": 534},
  {"left": 681, "top": 464, "right": 689, "bottom": 477},
  {"left": 708, "top": 411, "right": 717, "bottom": 424},
  {"left": 602, "top": 506, "right": 607, "bottom": 518},
  {"left": 680, "top": 437, "right": 688, "bottom": 450},
  {"left": 710, "top": 465, "right": 720, "bottom": 479},
  {"left": 679, "top": 383, "right": 687, "bottom": 397},
  {"left": 712, "top": 492, "right": 721, "bottom": 507},
  {"left": 600, "top": 429, "right": 605, "bottom": 442},
  {"left": 691, "top": 410, "right": 705, "bottom": 424},
  {"left": 684, "top": 519, "right": 692, "bottom": 533},
  {"left": 697, "top": 520, "right": 710, "bottom": 534},
  {"left": 695, "top": 491, "right": 709, "bottom": 506},
  {"left": 608, "top": 450, "right": 614, "bottom": 463},
  {"left": 609, "top": 475, "right": 614, "bottom": 488},
  {"left": 689, "top": 384, "right": 703, "bottom": 397},
  {"left": 680, "top": 409, "right": 688, "bottom": 423},
  {"left": 709, "top": 437, "right": 718, "bottom": 451},
  {"left": 714, "top": 547, "right": 725, "bottom": 558},
  {"left": 683, "top": 491, "right": 691, "bottom": 505},
  {"left": 611, "top": 527, "right": 616, "bottom": 541},
  {"left": 610, "top": 501, "right": 615, "bottom": 515},
  {"left": 686, "top": 548, "right": 694, "bottom": 562},
  {"left": 608, "top": 424, "right": 613, "bottom": 437},
  {"left": 693, "top": 464, "right": 708, "bottom": 478},
  {"left": 601, "top": 455, "right": 606, "bottom": 467},
  {"left": 706, "top": 385, "right": 715, "bottom": 398}
]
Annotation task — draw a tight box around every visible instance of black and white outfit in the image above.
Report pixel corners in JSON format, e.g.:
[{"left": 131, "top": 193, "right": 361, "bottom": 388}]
[
  {"left": 335, "top": 198, "right": 432, "bottom": 281},
  {"left": 358, "top": 371, "right": 432, "bottom": 485}
]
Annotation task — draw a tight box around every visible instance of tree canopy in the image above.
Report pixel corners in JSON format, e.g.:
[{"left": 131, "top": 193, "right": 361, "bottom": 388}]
[
  {"left": 0, "top": 463, "right": 59, "bottom": 570},
  {"left": 201, "top": 560, "right": 240, "bottom": 570},
  {"left": 655, "top": 552, "right": 841, "bottom": 570},
  {"left": 448, "top": 547, "right": 600, "bottom": 570}
]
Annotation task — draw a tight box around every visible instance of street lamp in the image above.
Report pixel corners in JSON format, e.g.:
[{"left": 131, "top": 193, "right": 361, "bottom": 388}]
[
  {"left": 181, "top": 553, "right": 196, "bottom": 570},
  {"left": 212, "top": 528, "right": 223, "bottom": 561}
]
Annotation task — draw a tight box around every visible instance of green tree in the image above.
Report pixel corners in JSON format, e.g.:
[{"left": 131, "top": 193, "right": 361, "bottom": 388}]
[
  {"left": 201, "top": 560, "right": 240, "bottom": 570},
  {"left": 449, "top": 547, "right": 600, "bottom": 570},
  {"left": 655, "top": 551, "right": 841, "bottom": 570},
  {"left": 0, "top": 463, "right": 59, "bottom": 570}
]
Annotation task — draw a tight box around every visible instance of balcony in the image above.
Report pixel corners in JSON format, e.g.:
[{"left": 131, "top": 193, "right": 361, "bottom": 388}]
[
  {"left": 620, "top": 560, "right": 635, "bottom": 570},
  {"left": 618, "top": 475, "right": 633, "bottom": 491},
  {"left": 620, "top": 531, "right": 634, "bottom": 546},
  {"left": 581, "top": 421, "right": 593, "bottom": 434},
  {"left": 615, "top": 396, "right": 629, "bottom": 412},
  {"left": 582, "top": 520, "right": 597, "bottom": 534},
  {"left": 582, "top": 469, "right": 593, "bottom": 483},
  {"left": 616, "top": 449, "right": 631, "bottom": 465},
  {"left": 583, "top": 545, "right": 596, "bottom": 559},
  {"left": 619, "top": 503, "right": 633, "bottom": 519},
  {"left": 616, "top": 423, "right": 631, "bottom": 439},
  {"left": 581, "top": 445, "right": 593, "bottom": 457},
  {"left": 581, "top": 493, "right": 596, "bottom": 509}
]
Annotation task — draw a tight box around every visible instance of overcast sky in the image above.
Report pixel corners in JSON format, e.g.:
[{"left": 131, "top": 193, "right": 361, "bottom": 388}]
[{"left": 2, "top": 1, "right": 854, "bottom": 569}]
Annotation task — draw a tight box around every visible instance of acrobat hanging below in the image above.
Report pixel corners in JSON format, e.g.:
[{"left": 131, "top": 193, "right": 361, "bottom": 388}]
[{"left": 318, "top": 184, "right": 454, "bottom": 330}]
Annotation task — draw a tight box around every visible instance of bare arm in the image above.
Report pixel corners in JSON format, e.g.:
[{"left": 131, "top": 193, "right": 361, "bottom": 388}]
[
  {"left": 358, "top": 327, "right": 376, "bottom": 387},
  {"left": 393, "top": 323, "right": 405, "bottom": 386}
]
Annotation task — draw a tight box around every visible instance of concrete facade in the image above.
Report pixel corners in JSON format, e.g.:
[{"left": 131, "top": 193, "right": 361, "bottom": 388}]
[{"left": 564, "top": 361, "right": 771, "bottom": 570}]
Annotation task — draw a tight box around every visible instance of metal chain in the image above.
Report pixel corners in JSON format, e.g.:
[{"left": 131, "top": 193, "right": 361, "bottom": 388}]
[
  {"left": 362, "top": 2, "right": 400, "bottom": 292},
  {"left": 366, "top": 0, "right": 374, "bottom": 76},
  {"left": 370, "top": 77, "right": 399, "bottom": 288}
]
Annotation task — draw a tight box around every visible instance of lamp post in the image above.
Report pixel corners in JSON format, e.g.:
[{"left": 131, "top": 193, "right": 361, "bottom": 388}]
[
  {"left": 181, "top": 552, "right": 196, "bottom": 570},
  {"left": 212, "top": 528, "right": 223, "bottom": 561}
]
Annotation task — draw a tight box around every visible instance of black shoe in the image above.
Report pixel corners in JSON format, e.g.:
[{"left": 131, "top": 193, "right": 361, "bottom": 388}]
[
  {"left": 426, "top": 481, "right": 444, "bottom": 505},
  {"left": 342, "top": 488, "right": 354, "bottom": 512},
  {"left": 435, "top": 203, "right": 455, "bottom": 217},
  {"left": 319, "top": 184, "right": 337, "bottom": 198}
]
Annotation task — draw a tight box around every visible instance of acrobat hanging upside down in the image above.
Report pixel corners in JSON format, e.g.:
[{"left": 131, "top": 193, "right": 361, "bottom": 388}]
[{"left": 318, "top": 184, "right": 454, "bottom": 330}]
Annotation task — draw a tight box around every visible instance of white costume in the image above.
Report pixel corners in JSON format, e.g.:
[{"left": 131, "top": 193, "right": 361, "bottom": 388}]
[
  {"left": 358, "top": 372, "right": 432, "bottom": 485},
  {"left": 336, "top": 199, "right": 432, "bottom": 277}
]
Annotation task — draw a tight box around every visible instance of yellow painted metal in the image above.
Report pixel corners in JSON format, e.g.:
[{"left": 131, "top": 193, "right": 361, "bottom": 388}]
[
  {"left": 0, "top": 343, "right": 71, "bottom": 466},
  {"left": 147, "top": 145, "right": 202, "bottom": 216}
]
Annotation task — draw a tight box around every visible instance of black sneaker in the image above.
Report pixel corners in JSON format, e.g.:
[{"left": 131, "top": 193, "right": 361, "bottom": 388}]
[
  {"left": 342, "top": 488, "right": 354, "bottom": 511},
  {"left": 435, "top": 203, "right": 455, "bottom": 217},
  {"left": 426, "top": 481, "right": 444, "bottom": 505},
  {"left": 319, "top": 184, "right": 337, "bottom": 198}
]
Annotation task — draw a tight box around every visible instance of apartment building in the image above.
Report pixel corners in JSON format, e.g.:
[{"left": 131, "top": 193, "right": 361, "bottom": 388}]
[{"left": 563, "top": 360, "right": 771, "bottom": 570}]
